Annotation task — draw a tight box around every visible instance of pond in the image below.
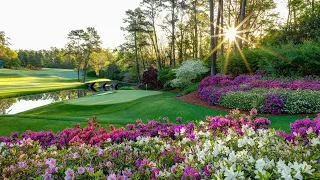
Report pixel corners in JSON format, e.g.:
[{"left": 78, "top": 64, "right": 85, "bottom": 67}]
[{"left": 0, "top": 89, "right": 96, "bottom": 115}]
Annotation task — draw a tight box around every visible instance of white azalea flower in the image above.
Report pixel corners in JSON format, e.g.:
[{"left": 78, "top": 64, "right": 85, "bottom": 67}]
[
  {"left": 310, "top": 137, "right": 320, "bottom": 146},
  {"left": 180, "top": 128, "right": 186, "bottom": 135},
  {"left": 306, "top": 127, "right": 313, "bottom": 135},
  {"left": 294, "top": 171, "right": 303, "bottom": 180},
  {"left": 255, "top": 158, "right": 266, "bottom": 171},
  {"left": 301, "top": 161, "right": 314, "bottom": 175},
  {"left": 228, "top": 151, "right": 236, "bottom": 163},
  {"left": 181, "top": 137, "right": 189, "bottom": 144},
  {"left": 224, "top": 166, "right": 244, "bottom": 180}
]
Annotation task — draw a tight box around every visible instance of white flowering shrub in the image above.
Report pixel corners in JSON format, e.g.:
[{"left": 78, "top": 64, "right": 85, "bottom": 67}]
[{"left": 170, "top": 60, "right": 209, "bottom": 88}]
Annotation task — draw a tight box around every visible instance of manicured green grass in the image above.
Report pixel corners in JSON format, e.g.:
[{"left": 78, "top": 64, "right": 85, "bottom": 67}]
[
  {"left": 0, "top": 68, "right": 106, "bottom": 99},
  {"left": 0, "top": 68, "right": 83, "bottom": 79},
  {"left": 0, "top": 90, "right": 308, "bottom": 136},
  {"left": 66, "top": 90, "right": 162, "bottom": 105}
]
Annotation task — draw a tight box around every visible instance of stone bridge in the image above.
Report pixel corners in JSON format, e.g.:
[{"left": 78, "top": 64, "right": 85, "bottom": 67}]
[{"left": 85, "top": 80, "right": 136, "bottom": 91}]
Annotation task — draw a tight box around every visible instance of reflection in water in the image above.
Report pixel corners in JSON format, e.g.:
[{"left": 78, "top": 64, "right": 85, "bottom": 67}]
[
  {"left": 0, "top": 89, "right": 94, "bottom": 115},
  {"left": 0, "top": 99, "right": 17, "bottom": 114}
]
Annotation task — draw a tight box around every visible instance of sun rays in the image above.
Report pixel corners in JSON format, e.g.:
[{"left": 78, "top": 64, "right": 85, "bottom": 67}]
[{"left": 204, "top": 13, "right": 262, "bottom": 74}]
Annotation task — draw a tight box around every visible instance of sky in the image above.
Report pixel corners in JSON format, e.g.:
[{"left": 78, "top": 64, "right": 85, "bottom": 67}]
[
  {"left": 2, "top": 0, "right": 143, "bottom": 50},
  {"left": 2, "top": 0, "right": 287, "bottom": 50}
]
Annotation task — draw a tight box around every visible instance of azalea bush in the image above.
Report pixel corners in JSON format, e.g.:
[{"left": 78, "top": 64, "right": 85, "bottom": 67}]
[
  {"left": 219, "top": 91, "right": 265, "bottom": 110},
  {"left": 0, "top": 110, "right": 319, "bottom": 179},
  {"left": 171, "top": 60, "right": 209, "bottom": 89},
  {"left": 0, "top": 116, "right": 126, "bottom": 149},
  {"left": 198, "top": 73, "right": 320, "bottom": 114}
]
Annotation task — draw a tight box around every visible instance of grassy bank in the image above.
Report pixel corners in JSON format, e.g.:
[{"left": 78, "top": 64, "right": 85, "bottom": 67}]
[
  {"left": 0, "top": 68, "right": 88, "bottom": 99},
  {"left": 0, "top": 90, "right": 308, "bottom": 136}
]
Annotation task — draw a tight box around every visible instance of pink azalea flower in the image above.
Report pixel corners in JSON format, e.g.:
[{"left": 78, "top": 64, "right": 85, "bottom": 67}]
[
  {"left": 107, "top": 173, "right": 117, "bottom": 180},
  {"left": 72, "top": 152, "right": 79, "bottom": 159},
  {"left": 78, "top": 167, "right": 86, "bottom": 174},
  {"left": 64, "top": 168, "right": 75, "bottom": 180},
  {"left": 44, "top": 158, "right": 56, "bottom": 168}
]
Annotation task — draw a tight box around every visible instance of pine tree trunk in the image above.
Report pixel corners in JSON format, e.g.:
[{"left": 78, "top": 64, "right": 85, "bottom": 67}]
[
  {"left": 213, "top": 0, "right": 221, "bottom": 72},
  {"left": 134, "top": 31, "right": 141, "bottom": 83},
  {"left": 139, "top": 48, "right": 146, "bottom": 70},
  {"left": 238, "top": 0, "right": 246, "bottom": 49},
  {"left": 171, "top": 0, "right": 176, "bottom": 67},
  {"left": 77, "top": 68, "right": 80, "bottom": 82},
  {"left": 220, "top": 0, "right": 224, "bottom": 56},
  {"left": 83, "top": 68, "right": 87, "bottom": 82},
  {"left": 194, "top": 0, "right": 198, "bottom": 59},
  {"left": 209, "top": 0, "right": 217, "bottom": 75},
  {"left": 153, "top": 17, "right": 162, "bottom": 70}
]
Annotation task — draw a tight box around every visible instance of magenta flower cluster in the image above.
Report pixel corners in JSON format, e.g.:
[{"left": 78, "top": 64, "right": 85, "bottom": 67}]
[
  {"left": 198, "top": 73, "right": 320, "bottom": 114},
  {"left": 0, "top": 110, "right": 272, "bottom": 148},
  {"left": 261, "top": 94, "right": 286, "bottom": 115},
  {"left": 0, "top": 116, "right": 126, "bottom": 148},
  {"left": 2, "top": 111, "right": 319, "bottom": 151},
  {"left": 278, "top": 114, "right": 320, "bottom": 143}
]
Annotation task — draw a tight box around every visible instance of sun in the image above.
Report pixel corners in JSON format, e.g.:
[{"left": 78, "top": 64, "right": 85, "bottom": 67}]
[{"left": 225, "top": 27, "right": 237, "bottom": 42}]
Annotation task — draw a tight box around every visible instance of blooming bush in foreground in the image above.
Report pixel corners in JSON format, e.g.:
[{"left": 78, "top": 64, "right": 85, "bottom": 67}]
[
  {"left": 0, "top": 116, "right": 126, "bottom": 148},
  {"left": 0, "top": 110, "right": 319, "bottom": 179}
]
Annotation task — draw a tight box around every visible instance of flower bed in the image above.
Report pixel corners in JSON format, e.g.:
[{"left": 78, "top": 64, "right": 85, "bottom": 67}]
[
  {"left": 0, "top": 111, "right": 319, "bottom": 179},
  {"left": 198, "top": 74, "right": 320, "bottom": 114}
]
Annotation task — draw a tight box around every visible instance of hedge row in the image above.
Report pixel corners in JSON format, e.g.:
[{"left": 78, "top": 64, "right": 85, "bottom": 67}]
[{"left": 219, "top": 89, "right": 320, "bottom": 114}]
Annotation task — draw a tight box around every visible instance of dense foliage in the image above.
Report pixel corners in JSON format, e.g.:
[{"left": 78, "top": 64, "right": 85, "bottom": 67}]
[
  {"left": 0, "top": 110, "right": 319, "bottom": 179},
  {"left": 157, "top": 69, "right": 176, "bottom": 90},
  {"left": 218, "top": 41, "right": 320, "bottom": 76},
  {"left": 198, "top": 73, "right": 320, "bottom": 114}
]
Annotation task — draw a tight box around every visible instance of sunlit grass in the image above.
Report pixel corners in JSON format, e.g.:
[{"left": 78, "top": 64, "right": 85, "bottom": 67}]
[
  {"left": 66, "top": 90, "right": 162, "bottom": 105},
  {"left": 0, "top": 69, "right": 84, "bottom": 99}
]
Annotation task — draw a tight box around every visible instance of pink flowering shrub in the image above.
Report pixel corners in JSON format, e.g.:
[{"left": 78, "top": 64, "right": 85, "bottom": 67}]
[
  {"left": 0, "top": 112, "right": 319, "bottom": 179},
  {"left": 277, "top": 114, "right": 320, "bottom": 143},
  {"left": 0, "top": 116, "right": 126, "bottom": 148}
]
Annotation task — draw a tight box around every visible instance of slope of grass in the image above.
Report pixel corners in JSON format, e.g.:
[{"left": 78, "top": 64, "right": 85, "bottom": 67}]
[
  {"left": 0, "top": 68, "right": 94, "bottom": 99},
  {"left": 0, "top": 68, "right": 83, "bottom": 79},
  {"left": 0, "top": 91, "right": 307, "bottom": 136}
]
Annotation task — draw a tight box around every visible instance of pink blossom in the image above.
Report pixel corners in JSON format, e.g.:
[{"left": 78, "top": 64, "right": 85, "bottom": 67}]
[
  {"left": 64, "top": 168, "right": 74, "bottom": 180},
  {"left": 72, "top": 152, "right": 79, "bottom": 159},
  {"left": 78, "top": 167, "right": 86, "bottom": 174},
  {"left": 44, "top": 158, "right": 56, "bottom": 167}
]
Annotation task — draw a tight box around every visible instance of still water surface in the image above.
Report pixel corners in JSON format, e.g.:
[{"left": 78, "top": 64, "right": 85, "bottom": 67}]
[{"left": 0, "top": 89, "right": 95, "bottom": 115}]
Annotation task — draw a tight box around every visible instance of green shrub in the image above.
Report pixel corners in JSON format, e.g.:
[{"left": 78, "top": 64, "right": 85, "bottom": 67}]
[
  {"left": 106, "top": 63, "right": 122, "bottom": 81},
  {"left": 4, "top": 57, "right": 21, "bottom": 69},
  {"left": 180, "top": 83, "right": 199, "bottom": 95},
  {"left": 282, "top": 90, "right": 320, "bottom": 114},
  {"left": 121, "top": 71, "right": 136, "bottom": 83},
  {"left": 119, "top": 86, "right": 135, "bottom": 90},
  {"left": 217, "top": 48, "right": 265, "bottom": 76},
  {"left": 218, "top": 41, "right": 320, "bottom": 76},
  {"left": 219, "top": 91, "right": 265, "bottom": 110},
  {"left": 86, "top": 70, "right": 98, "bottom": 77},
  {"left": 158, "top": 69, "right": 175, "bottom": 90},
  {"left": 219, "top": 88, "right": 320, "bottom": 114}
]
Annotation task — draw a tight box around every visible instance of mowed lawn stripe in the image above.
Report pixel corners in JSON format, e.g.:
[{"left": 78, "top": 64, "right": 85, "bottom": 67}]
[{"left": 66, "top": 90, "right": 162, "bottom": 105}]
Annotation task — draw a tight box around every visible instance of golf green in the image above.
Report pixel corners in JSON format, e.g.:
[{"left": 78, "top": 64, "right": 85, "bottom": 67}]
[{"left": 66, "top": 90, "right": 163, "bottom": 105}]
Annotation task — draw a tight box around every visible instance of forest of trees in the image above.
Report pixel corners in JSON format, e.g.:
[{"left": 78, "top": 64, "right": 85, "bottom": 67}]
[{"left": 1, "top": 0, "right": 319, "bottom": 81}]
